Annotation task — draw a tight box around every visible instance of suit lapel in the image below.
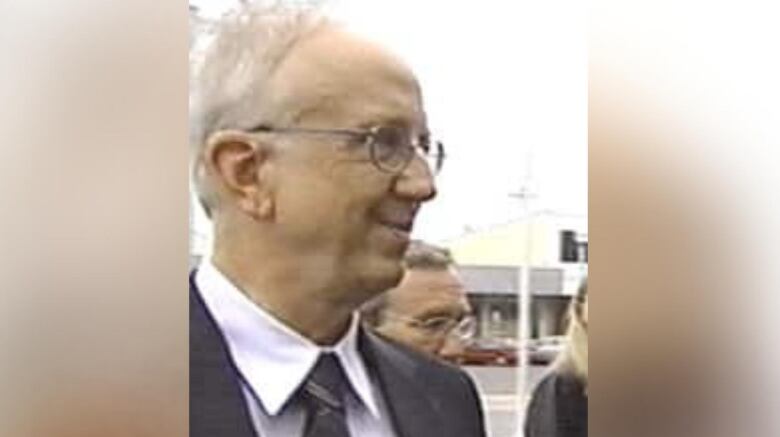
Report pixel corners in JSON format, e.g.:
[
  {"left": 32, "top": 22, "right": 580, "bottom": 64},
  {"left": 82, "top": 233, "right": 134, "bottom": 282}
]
[
  {"left": 360, "top": 329, "right": 447, "bottom": 437},
  {"left": 190, "top": 275, "right": 258, "bottom": 437}
]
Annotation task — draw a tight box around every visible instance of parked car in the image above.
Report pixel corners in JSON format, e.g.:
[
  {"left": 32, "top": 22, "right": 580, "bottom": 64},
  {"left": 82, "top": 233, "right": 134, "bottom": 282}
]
[
  {"left": 452, "top": 336, "right": 565, "bottom": 367},
  {"left": 526, "top": 335, "right": 565, "bottom": 365},
  {"left": 452, "top": 338, "right": 518, "bottom": 367}
]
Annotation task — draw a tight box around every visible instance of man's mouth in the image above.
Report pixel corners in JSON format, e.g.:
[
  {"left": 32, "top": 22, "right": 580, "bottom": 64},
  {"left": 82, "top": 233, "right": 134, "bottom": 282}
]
[
  {"left": 374, "top": 203, "right": 420, "bottom": 238},
  {"left": 376, "top": 207, "right": 418, "bottom": 234},
  {"left": 377, "top": 217, "right": 414, "bottom": 234}
]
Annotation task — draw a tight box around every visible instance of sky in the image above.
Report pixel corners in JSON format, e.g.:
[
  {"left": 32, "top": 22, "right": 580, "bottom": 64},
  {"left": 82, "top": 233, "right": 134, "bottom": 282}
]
[{"left": 189, "top": 0, "right": 586, "bottom": 247}]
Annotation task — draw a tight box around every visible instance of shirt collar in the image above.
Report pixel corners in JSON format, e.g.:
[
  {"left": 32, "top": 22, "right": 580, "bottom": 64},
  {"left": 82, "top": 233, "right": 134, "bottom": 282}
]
[{"left": 195, "top": 260, "right": 381, "bottom": 417}]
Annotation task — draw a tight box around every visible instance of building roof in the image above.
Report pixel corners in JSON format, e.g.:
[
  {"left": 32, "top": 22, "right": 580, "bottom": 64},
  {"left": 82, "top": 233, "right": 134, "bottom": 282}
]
[{"left": 444, "top": 212, "right": 586, "bottom": 267}]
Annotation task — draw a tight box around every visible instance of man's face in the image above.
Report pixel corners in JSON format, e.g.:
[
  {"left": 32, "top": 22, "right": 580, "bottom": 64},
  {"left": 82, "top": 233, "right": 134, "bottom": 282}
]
[
  {"left": 263, "top": 28, "right": 437, "bottom": 299},
  {"left": 376, "top": 267, "right": 472, "bottom": 360}
]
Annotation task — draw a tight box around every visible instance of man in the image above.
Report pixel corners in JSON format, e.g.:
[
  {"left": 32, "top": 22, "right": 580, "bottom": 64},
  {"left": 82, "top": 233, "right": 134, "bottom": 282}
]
[
  {"left": 361, "top": 241, "right": 475, "bottom": 362},
  {"left": 189, "top": 5, "right": 486, "bottom": 437}
]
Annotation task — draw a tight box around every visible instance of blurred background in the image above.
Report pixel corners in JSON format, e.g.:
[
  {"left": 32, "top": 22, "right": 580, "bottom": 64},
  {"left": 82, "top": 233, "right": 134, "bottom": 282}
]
[{"left": 189, "top": 1, "right": 586, "bottom": 436}]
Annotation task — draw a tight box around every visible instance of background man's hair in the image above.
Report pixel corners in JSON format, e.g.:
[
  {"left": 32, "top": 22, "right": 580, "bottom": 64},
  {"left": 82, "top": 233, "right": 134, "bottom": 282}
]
[
  {"left": 402, "top": 240, "right": 454, "bottom": 271},
  {"left": 361, "top": 240, "right": 455, "bottom": 327},
  {"left": 189, "top": 3, "right": 332, "bottom": 217}
]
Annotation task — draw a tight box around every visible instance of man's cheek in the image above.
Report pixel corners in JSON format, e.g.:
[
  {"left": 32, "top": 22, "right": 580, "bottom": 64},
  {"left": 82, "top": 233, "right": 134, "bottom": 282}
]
[{"left": 419, "top": 335, "right": 444, "bottom": 353}]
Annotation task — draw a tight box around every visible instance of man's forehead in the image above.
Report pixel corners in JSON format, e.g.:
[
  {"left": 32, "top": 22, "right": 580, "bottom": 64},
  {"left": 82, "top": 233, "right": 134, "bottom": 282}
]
[{"left": 266, "top": 26, "right": 424, "bottom": 128}]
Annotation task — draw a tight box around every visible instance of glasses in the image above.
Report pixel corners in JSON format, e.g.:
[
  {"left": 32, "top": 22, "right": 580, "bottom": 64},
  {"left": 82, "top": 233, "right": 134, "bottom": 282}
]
[
  {"left": 247, "top": 124, "right": 445, "bottom": 175},
  {"left": 386, "top": 313, "right": 477, "bottom": 341}
]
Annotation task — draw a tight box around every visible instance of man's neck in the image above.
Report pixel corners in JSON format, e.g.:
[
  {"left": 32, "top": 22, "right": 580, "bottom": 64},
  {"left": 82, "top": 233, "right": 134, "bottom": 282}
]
[{"left": 210, "top": 248, "right": 356, "bottom": 346}]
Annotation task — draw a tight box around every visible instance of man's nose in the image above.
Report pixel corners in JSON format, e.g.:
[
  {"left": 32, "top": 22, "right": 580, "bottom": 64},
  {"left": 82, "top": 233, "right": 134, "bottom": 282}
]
[
  {"left": 393, "top": 154, "right": 437, "bottom": 202},
  {"left": 438, "top": 335, "right": 467, "bottom": 360}
]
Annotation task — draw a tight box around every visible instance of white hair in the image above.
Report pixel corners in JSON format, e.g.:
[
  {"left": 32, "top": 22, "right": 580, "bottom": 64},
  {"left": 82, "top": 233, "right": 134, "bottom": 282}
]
[{"left": 189, "top": 3, "right": 331, "bottom": 214}]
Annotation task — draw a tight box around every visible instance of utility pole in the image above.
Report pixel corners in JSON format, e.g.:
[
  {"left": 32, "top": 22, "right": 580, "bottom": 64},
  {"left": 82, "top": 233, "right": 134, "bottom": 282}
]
[{"left": 508, "top": 184, "right": 536, "bottom": 427}]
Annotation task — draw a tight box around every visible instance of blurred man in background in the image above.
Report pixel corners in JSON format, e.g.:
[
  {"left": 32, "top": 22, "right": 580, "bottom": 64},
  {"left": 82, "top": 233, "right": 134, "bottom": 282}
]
[{"left": 362, "top": 241, "right": 475, "bottom": 362}]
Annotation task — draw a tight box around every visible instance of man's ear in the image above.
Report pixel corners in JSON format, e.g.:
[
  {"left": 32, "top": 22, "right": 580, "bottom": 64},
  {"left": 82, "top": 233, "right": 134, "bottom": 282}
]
[{"left": 204, "top": 130, "right": 275, "bottom": 221}]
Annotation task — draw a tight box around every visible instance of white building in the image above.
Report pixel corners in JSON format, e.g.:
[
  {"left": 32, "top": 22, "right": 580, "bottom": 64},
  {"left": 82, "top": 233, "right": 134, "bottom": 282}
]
[{"left": 444, "top": 211, "right": 588, "bottom": 340}]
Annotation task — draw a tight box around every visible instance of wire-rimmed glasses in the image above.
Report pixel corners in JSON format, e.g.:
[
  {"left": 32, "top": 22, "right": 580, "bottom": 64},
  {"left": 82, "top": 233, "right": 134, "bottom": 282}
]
[
  {"left": 385, "top": 312, "right": 477, "bottom": 341},
  {"left": 246, "top": 124, "right": 445, "bottom": 175}
]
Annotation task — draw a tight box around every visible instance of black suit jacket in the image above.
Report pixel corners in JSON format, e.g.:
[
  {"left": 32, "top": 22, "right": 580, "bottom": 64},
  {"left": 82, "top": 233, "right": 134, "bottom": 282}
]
[
  {"left": 190, "top": 277, "right": 487, "bottom": 437},
  {"left": 524, "top": 371, "right": 587, "bottom": 437}
]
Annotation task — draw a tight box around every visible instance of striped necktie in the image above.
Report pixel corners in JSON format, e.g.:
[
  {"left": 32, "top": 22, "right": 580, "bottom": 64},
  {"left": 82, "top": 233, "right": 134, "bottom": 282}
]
[{"left": 300, "top": 352, "right": 352, "bottom": 437}]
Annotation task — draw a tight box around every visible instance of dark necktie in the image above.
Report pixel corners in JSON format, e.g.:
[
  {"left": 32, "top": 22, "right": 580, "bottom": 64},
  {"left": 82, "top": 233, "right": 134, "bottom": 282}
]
[{"left": 300, "top": 352, "right": 352, "bottom": 437}]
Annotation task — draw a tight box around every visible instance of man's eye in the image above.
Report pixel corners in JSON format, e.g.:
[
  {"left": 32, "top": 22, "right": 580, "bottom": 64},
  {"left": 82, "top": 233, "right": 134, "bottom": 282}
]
[
  {"left": 374, "top": 126, "right": 407, "bottom": 148},
  {"left": 417, "top": 136, "right": 431, "bottom": 154},
  {"left": 421, "top": 318, "right": 451, "bottom": 331}
]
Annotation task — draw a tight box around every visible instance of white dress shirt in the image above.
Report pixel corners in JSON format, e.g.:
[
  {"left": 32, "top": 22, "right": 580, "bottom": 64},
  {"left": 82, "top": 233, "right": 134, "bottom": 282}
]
[{"left": 196, "top": 260, "right": 397, "bottom": 437}]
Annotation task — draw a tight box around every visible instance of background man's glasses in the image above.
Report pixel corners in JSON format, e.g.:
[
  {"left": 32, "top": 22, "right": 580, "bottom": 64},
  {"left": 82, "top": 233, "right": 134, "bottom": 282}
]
[
  {"left": 386, "top": 313, "right": 477, "bottom": 340},
  {"left": 247, "top": 124, "right": 445, "bottom": 174}
]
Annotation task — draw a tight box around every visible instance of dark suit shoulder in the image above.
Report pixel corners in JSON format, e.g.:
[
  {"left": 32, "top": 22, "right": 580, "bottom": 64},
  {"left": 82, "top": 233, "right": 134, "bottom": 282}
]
[
  {"left": 190, "top": 276, "right": 257, "bottom": 437},
  {"left": 366, "top": 329, "right": 476, "bottom": 385},
  {"left": 525, "top": 370, "right": 587, "bottom": 437},
  {"left": 362, "top": 330, "right": 487, "bottom": 437}
]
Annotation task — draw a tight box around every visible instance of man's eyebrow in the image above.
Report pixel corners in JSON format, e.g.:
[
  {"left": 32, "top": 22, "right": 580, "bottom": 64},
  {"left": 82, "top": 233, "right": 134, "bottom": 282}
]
[
  {"left": 417, "top": 309, "right": 464, "bottom": 321},
  {"left": 355, "top": 116, "right": 413, "bottom": 130}
]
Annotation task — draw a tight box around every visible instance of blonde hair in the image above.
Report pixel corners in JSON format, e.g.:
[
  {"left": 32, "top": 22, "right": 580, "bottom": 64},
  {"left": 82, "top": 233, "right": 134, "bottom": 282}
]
[{"left": 557, "top": 280, "right": 588, "bottom": 384}]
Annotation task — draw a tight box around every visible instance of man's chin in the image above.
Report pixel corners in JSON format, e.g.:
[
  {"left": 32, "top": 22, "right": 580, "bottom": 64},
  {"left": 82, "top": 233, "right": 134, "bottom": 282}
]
[
  {"left": 355, "top": 256, "right": 405, "bottom": 297},
  {"left": 374, "top": 224, "right": 412, "bottom": 256}
]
